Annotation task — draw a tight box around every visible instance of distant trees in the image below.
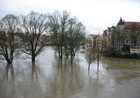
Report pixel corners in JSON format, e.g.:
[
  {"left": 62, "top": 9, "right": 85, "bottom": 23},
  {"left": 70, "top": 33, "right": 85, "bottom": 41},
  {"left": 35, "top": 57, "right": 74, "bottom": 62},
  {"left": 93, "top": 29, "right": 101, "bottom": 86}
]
[
  {"left": 112, "top": 27, "right": 126, "bottom": 51},
  {"left": 0, "top": 14, "right": 19, "bottom": 65},
  {"left": 20, "top": 11, "right": 48, "bottom": 63},
  {"left": 128, "top": 25, "right": 140, "bottom": 47},
  {"left": 48, "top": 10, "right": 85, "bottom": 61}
]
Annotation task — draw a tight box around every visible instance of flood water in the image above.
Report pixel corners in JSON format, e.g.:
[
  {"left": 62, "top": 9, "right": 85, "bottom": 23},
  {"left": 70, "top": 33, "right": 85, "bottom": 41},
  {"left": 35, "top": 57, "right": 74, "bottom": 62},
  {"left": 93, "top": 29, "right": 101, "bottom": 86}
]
[{"left": 0, "top": 46, "right": 140, "bottom": 98}]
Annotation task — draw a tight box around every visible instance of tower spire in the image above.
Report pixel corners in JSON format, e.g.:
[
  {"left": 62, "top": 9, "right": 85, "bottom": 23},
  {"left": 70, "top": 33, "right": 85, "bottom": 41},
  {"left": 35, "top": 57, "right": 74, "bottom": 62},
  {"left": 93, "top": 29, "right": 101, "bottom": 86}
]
[{"left": 117, "top": 17, "right": 124, "bottom": 25}]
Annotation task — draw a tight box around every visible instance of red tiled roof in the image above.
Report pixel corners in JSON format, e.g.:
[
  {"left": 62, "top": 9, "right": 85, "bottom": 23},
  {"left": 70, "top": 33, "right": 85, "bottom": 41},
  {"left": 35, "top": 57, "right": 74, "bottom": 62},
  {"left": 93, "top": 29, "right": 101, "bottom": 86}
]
[
  {"left": 124, "top": 22, "right": 140, "bottom": 29},
  {"left": 40, "top": 34, "right": 49, "bottom": 41}
]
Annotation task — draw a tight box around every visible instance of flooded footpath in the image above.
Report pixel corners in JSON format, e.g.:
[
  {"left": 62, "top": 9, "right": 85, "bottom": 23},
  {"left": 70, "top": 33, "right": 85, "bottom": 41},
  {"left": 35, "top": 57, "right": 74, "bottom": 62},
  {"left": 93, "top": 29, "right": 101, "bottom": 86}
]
[{"left": 0, "top": 46, "right": 140, "bottom": 98}]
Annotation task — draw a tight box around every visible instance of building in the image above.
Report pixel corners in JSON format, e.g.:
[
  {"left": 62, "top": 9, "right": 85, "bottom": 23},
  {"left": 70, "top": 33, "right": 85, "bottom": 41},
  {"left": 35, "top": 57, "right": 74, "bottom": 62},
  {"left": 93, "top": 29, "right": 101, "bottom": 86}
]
[
  {"left": 130, "top": 46, "right": 140, "bottom": 54},
  {"left": 107, "top": 17, "right": 140, "bottom": 51},
  {"left": 101, "top": 30, "right": 108, "bottom": 51},
  {"left": 39, "top": 34, "right": 50, "bottom": 42},
  {"left": 85, "top": 34, "right": 99, "bottom": 49},
  {"left": 39, "top": 33, "right": 57, "bottom": 45}
]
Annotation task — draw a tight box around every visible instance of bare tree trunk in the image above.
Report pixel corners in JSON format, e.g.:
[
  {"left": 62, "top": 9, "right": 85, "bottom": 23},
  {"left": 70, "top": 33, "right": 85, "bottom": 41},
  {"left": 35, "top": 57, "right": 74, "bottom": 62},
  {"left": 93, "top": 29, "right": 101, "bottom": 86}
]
[
  {"left": 96, "top": 52, "right": 100, "bottom": 71},
  {"left": 5, "top": 54, "right": 13, "bottom": 65},
  {"left": 32, "top": 62, "right": 38, "bottom": 80},
  {"left": 32, "top": 54, "right": 36, "bottom": 63},
  {"left": 59, "top": 46, "right": 63, "bottom": 59},
  {"left": 5, "top": 64, "right": 15, "bottom": 81},
  {"left": 97, "top": 58, "right": 99, "bottom": 71},
  {"left": 88, "top": 63, "right": 90, "bottom": 72},
  {"left": 70, "top": 55, "right": 74, "bottom": 65}
]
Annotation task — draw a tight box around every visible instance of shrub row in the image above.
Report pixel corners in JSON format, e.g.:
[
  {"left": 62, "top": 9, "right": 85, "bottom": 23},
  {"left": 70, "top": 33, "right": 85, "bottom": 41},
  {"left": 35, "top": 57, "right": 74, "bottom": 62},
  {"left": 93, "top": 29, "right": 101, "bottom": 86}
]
[{"left": 102, "top": 51, "right": 140, "bottom": 59}]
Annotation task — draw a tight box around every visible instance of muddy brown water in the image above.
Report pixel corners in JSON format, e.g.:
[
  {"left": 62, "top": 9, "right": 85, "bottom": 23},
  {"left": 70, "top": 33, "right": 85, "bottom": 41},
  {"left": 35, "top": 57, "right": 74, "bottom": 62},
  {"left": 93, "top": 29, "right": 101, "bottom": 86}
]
[{"left": 0, "top": 47, "right": 140, "bottom": 98}]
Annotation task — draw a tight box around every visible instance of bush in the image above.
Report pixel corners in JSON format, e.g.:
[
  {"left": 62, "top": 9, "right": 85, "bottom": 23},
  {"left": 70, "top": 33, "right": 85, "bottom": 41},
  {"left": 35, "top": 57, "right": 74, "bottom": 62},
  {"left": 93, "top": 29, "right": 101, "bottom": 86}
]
[
  {"left": 102, "top": 51, "right": 120, "bottom": 57},
  {"left": 102, "top": 51, "right": 140, "bottom": 59}
]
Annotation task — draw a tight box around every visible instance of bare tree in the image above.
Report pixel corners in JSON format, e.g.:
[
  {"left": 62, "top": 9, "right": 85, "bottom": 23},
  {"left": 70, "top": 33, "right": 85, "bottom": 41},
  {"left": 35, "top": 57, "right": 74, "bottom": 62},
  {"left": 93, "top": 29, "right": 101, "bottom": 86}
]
[
  {"left": 128, "top": 25, "right": 140, "bottom": 47},
  {"left": 85, "top": 47, "right": 97, "bottom": 71},
  {"left": 86, "top": 35, "right": 102, "bottom": 71},
  {"left": 20, "top": 11, "right": 48, "bottom": 63},
  {"left": 0, "top": 14, "right": 19, "bottom": 65},
  {"left": 48, "top": 10, "right": 71, "bottom": 59},
  {"left": 48, "top": 10, "right": 85, "bottom": 61},
  {"left": 96, "top": 41, "right": 102, "bottom": 71},
  {"left": 65, "top": 18, "right": 85, "bottom": 61}
]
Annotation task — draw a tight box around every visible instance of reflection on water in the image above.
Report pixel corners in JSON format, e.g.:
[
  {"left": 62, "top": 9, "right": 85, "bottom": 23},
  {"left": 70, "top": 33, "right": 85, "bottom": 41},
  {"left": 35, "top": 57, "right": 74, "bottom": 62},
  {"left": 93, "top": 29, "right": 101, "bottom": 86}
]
[
  {"left": 0, "top": 47, "right": 140, "bottom": 98},
  {"left": 0, "top": 64, "right": 15, "bottom": 98},
  {"left": 4, "top": 64, "right": 15, "bottom": 81},
  {"left": 32, "top": 63, "right": 38, "bottom": 80},
  {"left": 45, "top": 58, "right": 84, "bottom": 98}
]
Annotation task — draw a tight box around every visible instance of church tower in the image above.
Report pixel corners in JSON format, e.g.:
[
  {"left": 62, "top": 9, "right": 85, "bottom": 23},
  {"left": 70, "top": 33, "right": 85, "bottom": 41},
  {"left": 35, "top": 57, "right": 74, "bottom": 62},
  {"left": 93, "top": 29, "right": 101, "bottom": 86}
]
[{"left": 117, "top": 17, "right": 124, "bottom": 26}]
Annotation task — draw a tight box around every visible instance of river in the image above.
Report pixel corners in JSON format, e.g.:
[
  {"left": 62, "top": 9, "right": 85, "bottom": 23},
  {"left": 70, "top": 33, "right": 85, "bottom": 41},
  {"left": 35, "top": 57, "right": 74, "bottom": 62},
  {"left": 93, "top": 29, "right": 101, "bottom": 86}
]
[{"left": 0, "top": 46, "right": 140, "bottom": 98}]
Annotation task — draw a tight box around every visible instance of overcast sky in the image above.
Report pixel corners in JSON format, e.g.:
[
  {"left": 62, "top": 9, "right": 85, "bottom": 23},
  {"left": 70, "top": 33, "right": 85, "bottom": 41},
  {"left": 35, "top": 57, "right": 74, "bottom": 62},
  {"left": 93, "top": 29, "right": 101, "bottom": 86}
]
[{"left": 1, "top": 0, "right": 140, "bottom": 34}]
